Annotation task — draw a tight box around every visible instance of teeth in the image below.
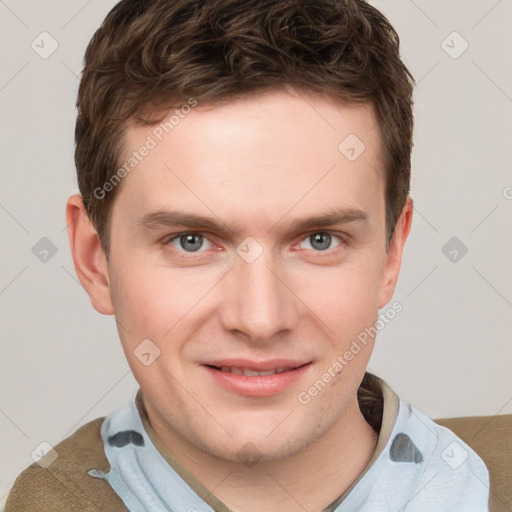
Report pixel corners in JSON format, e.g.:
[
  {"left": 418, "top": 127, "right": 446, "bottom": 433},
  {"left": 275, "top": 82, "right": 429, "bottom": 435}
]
[
  {"left": 217, "top": 366, "right": 294, "bottom": 376},
  {"left": 258, "top": 369, "right": 277, "bottom": 376},
  {"left": 243, "top": 369, "right": 260, "bottom": 376}
]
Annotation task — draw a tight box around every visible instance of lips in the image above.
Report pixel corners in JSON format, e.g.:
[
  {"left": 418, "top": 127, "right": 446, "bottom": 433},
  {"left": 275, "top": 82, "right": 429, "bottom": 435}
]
[
  {"left": 202, "top": 359, "right": 311, "bottom": 397},
  {"left": 217, "top": 366, "right": 294, "bottom": 376}
]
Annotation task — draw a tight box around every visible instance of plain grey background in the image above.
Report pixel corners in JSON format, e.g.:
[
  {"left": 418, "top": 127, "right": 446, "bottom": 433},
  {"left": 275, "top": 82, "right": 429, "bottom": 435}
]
[{"left": 1, "top": 0, "right": 511, "bottom": 506}]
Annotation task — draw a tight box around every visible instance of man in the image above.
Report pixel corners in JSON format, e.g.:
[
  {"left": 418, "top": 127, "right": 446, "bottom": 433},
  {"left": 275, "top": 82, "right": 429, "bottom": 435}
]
[{"left": 6, "top": 0, "right": 489, "bottom": 510}]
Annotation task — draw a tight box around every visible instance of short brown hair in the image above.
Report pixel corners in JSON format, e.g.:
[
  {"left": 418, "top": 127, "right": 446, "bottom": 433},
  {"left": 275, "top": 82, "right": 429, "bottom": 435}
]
[{"left": 75, "top": 0, "right": 415, "bottom": 257}]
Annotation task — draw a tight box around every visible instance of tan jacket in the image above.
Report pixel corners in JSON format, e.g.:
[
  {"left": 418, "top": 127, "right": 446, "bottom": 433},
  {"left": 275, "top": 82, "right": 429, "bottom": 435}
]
[{"left": 5, "top": 416, "right": 128, "bottom": 511}]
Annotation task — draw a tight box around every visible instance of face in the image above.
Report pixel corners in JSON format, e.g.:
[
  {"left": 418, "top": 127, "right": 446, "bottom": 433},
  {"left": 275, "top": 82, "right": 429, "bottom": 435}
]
[{"left": 87, "top": 88, "right": 409, "bottom": 463}]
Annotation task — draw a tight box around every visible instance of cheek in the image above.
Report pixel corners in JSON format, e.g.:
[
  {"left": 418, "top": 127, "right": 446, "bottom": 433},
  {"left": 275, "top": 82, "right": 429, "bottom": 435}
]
[
  {"left": 108, "top": 261, "right": 176, "bottom": 342},
  {"left": 109, "top": 259, "right": 220, "bottom": 346},
  {"left": 297, "top": 259, "right": 383, "bottom": 337},
  {"left": 108, "top": 267, "right": 189, "bottom": 386},
  {"left": 299, "top": 264, "right": 382, "bottom": 408}
]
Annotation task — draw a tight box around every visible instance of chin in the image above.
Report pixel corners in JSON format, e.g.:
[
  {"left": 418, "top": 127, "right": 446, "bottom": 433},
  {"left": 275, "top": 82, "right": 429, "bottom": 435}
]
[{"left": 197, "top": 419, "right": 326, "bottom": 465}]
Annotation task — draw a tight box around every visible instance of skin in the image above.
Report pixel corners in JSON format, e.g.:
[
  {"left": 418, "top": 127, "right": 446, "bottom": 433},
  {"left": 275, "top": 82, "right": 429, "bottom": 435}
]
[{"left": 67, "top": 87, "right": 413, "bottom": 512}]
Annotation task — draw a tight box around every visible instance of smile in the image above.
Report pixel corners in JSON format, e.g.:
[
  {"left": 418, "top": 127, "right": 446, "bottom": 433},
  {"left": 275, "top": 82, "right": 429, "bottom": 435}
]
[
  {"left": 216, "top": 366, "right": 295, "bottom": 376},
  {"left": 202, "top": 360, "right": 312, "bottom": 397}
]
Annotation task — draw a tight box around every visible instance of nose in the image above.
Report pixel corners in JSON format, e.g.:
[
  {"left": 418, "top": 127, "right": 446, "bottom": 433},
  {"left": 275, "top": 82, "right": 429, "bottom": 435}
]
[{"left": 218, "top": 245, "right": 299, "bottom": 343}]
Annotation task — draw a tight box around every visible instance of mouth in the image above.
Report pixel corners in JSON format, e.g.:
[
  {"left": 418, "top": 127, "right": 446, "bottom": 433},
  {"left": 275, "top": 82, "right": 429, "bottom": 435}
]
[
  {"left": 202, "top": 359, "right": 312, "bottom": 397},
  {"left": 207, "top": 365, "right": 297, "bottom": 376}
]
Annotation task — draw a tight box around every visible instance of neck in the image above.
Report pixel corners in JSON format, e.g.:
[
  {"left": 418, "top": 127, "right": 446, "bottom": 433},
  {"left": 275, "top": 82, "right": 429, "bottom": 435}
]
[{"left": 146, "top": 396, "right": 378, "bottom": 512}]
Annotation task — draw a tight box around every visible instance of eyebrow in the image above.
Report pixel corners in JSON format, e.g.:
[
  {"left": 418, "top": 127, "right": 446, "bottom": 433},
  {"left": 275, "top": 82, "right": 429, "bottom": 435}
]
[{"left": 138, "top": 206, "right": 368, "bottom": 235}]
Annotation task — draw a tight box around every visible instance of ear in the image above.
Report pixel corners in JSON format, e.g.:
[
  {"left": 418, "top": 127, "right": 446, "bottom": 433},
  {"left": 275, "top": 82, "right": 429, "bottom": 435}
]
[
  {"left": 65, "top": 194, "right": 114, "bottom": 315},
  {"left": 378, "top": 196, "right": 413, "bottom": 309}
]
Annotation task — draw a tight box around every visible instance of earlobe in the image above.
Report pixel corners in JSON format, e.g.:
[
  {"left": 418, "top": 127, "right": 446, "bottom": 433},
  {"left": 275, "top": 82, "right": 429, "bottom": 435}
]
[
  {"left": 378, "top": 197, "right": 414, "bottom": 309},
  {"left": 66, "top": 194, "right": 114, "bottom": 315}
]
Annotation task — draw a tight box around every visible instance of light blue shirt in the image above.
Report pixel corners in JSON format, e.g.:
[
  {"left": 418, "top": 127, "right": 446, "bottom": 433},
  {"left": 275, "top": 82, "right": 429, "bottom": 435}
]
[{"left": 89, "top": 380, "right": 490, "bottom": 511}]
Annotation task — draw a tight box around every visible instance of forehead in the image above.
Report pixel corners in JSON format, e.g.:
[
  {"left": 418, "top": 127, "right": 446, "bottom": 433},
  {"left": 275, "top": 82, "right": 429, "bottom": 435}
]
[{"left": 114, "top": 89, "right": 384, "bottom": 232}]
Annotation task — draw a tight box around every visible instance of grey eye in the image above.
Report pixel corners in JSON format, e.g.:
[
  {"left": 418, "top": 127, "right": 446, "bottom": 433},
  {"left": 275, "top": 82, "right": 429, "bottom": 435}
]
[
  {"left": 298, "top": 232, "right": 342, "bottom": 252},
  {"left": 170, "top": 233, "right": 208, "bottom": 252},
  {"left": 180, "top": 234, "right": 203, "bottom": 252},
  {"left": 309, "top": 233, "right": 332, "bottom": 251}
]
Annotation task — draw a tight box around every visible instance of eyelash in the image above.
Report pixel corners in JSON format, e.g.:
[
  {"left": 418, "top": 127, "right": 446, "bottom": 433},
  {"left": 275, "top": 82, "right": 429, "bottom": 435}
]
[{"left": 162, "top": 231, "right": 347, "bottom": 256}]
